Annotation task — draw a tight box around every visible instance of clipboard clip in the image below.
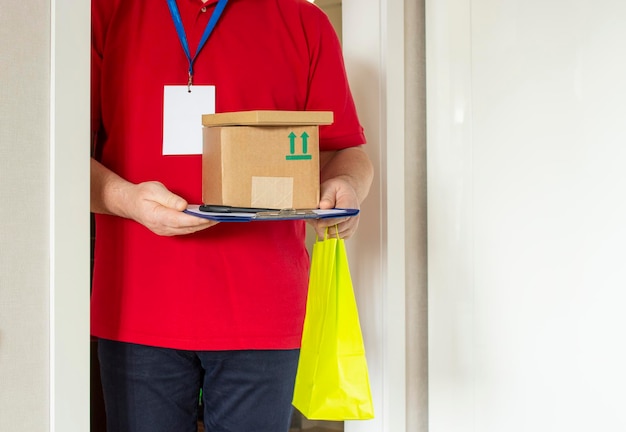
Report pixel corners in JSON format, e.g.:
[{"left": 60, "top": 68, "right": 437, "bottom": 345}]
[
  {"left": 256, "top": 208, "right": 317, "bottom": 218},
  {"left": 199, "top": 204, "right": 276, "bottom": 213},
  {"left": 185, "top": 205, "right": 359, "bottom": 222},
  {"left": 198, "top": 204, "right": 317, "bottom": 218}
]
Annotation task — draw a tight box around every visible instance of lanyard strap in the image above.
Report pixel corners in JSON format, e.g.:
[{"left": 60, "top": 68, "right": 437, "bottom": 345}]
[{"left": 166, "top": 0, "right": 229, "bottom": 89}]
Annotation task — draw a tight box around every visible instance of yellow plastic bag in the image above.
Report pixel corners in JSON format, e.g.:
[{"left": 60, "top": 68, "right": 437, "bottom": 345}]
[{"left": 292, "top": 233, "right": 374, "bottom": 420}]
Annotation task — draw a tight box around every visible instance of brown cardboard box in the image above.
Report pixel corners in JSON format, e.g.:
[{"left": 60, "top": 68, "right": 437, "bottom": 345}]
[{"left": 202, "top": 110, "right": 333, "bottom": 209}]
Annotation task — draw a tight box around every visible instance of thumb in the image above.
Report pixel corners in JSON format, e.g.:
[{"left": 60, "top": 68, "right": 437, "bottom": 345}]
[
  {"left": 148, "top": 183, "right": 187, "bottom": 211},
  {"left": 318, "top": 191, "right": 336, "bottom": 210},
  {"left": 163, "top": 192, "right": 188, "bottom": 211}
]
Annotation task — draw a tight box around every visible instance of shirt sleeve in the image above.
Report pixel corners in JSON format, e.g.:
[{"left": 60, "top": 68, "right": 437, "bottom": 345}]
[{"left": 300, "top": 3, "right": 367, "bottom": 151}]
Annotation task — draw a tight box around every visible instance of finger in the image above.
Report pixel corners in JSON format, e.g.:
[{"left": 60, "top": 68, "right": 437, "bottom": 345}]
[
  {"left": 334, "top": 222, "right": 354, "bottom": 239},
  {"left": 311, "top": 217, "right": 352, "bottom": 239},
  {"left": 174, "top": 219, "right": 219, "bottom": 236},
  {"left": 147, "top": 206, "right": 217, "bottom": 236},
  {"left": 159, "top": 207, "right": 213, "bottom": 229},
  {"left": 335, "top": 214, "right": 361, "bottom": 239}
]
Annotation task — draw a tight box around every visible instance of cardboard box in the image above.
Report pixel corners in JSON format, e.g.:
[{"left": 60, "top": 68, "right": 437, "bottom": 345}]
[{"left": 202, "top": 110, "right": 333, "bottom": 209}]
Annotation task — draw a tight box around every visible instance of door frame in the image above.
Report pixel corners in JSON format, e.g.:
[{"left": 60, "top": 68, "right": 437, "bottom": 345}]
[
  {"left": 50, "top": 1, "right": 409, "bottom": 431},
  {"left": 343, "top": 1, "right": 408, "bottom": 431},
  {"left": 50, "top": 0, "right": 91, "bottom": 430}
]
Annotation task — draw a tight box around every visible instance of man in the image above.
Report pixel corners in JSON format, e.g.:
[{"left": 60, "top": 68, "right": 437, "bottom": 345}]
[{"left": 91, "top": 0, "right": 373, "bottom": 431}]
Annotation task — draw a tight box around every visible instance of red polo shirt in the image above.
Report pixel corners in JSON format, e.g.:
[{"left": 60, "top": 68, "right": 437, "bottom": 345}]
[{"left": 91, "top": 0, "right": 366, "bottom": 350}]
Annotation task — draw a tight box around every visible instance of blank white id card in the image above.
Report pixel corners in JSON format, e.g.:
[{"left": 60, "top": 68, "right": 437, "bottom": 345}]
[{"left": 163, "top": 85, "right": 215, "bottom": 155}]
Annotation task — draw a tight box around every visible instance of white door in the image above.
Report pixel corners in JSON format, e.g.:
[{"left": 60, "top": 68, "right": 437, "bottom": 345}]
[{"left": 427, "top": 1, "right": 626, "bottom": 431}]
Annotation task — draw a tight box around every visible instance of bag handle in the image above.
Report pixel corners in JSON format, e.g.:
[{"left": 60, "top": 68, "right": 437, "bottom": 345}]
[{"left": 316, "top": 225, "right": 340, "bottom": 242}]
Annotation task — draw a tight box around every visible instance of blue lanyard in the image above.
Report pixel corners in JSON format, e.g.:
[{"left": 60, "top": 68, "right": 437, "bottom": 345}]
[{"left": 166, "top": 0, "right": 229, "bottom": 90}]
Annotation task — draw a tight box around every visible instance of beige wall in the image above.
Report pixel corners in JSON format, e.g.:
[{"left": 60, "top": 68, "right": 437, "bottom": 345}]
[
  {"left": 0, "top": 1, "right": 52, "bottom": 430},
  {"left": 1, "top": 1, "right": 90, "bottom": 431},
  {"left": 404, "top": 1, "right": 428, "bottom": 431},
  {"left": 315, "top": 0, "right": 343, "bottom": 43}
]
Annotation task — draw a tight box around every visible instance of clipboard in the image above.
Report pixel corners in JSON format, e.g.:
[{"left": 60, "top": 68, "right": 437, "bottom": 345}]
[{"left": 184, "top": 205, "right": 359, "bottom": 222}]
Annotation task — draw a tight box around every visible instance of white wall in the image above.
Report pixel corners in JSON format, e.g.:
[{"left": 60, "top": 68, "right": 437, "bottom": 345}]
[{"left": 427, "top": 1, "right": 626, "bottom": 431}]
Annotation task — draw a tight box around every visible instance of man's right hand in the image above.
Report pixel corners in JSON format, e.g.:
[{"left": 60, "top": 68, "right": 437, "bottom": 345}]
[
  {"left": 121, "top": 181, "right": 218, "bottom": 236},
  {"left": 91, "top": 158, "right": 217, "bottom": 236}
]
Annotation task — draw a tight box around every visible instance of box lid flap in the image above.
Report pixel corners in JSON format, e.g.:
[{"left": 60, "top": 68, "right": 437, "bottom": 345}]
[{"left": 202, "top": 110, "right": 333, "bottom": 127}]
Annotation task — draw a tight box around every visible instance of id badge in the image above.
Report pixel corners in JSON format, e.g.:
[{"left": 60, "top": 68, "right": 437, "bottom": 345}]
[{"left": 163, "top": 85, "right": 215, "bottom": 155}]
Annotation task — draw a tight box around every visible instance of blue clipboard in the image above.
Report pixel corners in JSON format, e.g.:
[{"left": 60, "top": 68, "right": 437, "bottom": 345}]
[{"left": 184, "top": 205, "right": 359, "bottom": 222}]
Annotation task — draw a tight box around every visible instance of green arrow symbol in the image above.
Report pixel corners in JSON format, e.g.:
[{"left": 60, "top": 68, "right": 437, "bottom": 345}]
[
  {"left": 300, "top": 132, "right": 309, "bottom": 154},
  {"left": 288, "top": 132, "right": 297, "bottom": 154}
]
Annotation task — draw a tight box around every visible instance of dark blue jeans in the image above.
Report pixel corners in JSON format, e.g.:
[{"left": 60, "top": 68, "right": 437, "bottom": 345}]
[{"left": 98, "top": 339, "right": 299, "bottom": 432}]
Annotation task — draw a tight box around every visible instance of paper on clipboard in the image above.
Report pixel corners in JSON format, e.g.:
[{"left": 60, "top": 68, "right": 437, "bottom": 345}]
[{"left": 184, "top": 205, "right": 359, "bottom": 222}]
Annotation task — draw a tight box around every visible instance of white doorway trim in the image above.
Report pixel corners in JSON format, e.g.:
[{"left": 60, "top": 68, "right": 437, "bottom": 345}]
[
  {"left": 50, "top": 0, "right": 90, "bottom": 431},
  {"left": 343, "top": 1, "right": 408, "bottom": 431}
]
